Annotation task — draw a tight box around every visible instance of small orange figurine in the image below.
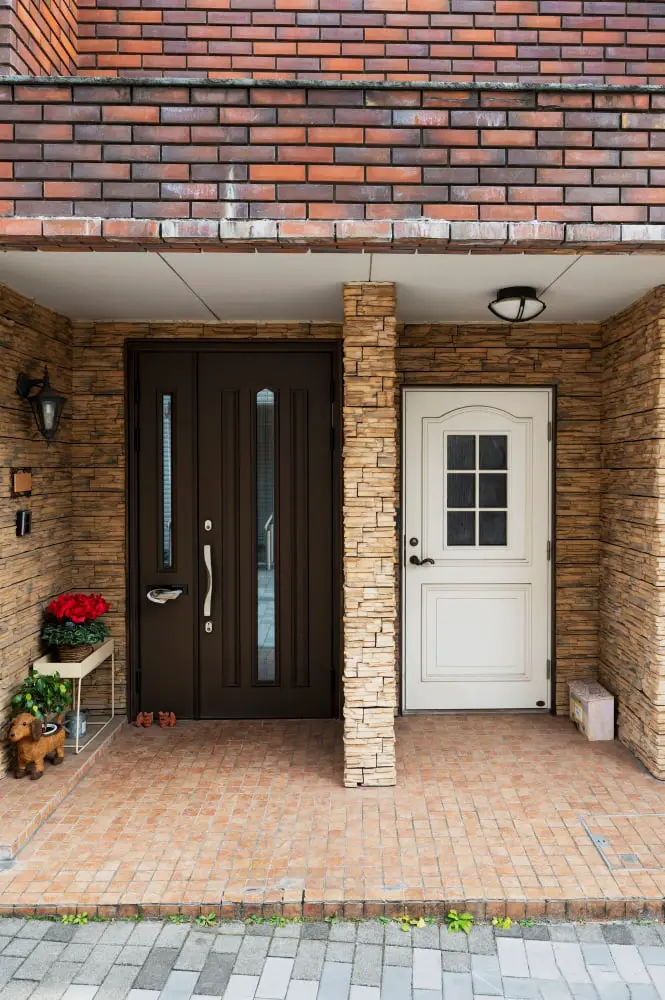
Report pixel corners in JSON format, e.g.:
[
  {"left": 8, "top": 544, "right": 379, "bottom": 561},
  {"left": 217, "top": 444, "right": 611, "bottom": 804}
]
[
  {"left": 158, "top": 711, "right": 176, "bottom": 727},
  {"left": 135, "top": 712, "right": 154, "bottom": 727}
]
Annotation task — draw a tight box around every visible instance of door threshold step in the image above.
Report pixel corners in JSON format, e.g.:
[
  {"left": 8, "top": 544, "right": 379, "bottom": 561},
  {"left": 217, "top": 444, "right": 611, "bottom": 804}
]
[{"left": 0, "top": 896, "right": 662, "bottom": 923}]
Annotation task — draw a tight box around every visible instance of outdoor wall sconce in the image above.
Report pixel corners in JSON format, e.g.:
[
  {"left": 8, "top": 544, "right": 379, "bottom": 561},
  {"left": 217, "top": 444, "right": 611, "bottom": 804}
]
[
  {"left": 16, "top": 366, "right": 67, "bottom": 444},
  {"left": 488, "top": 286, "right": 546, "bottom": 323}
]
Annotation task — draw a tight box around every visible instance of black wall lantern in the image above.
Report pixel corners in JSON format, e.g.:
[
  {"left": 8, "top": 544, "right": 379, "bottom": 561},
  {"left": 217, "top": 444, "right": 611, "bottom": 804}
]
[
  {"left": 16, "top": 366, "right": 67, "bottom": 444},
  {"left": 488, "top": 286, "right": 546, "bottom": 323}
]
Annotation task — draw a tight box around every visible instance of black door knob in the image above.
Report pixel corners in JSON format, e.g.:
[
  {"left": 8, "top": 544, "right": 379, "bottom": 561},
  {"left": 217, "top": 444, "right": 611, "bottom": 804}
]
[{"left": 409, "top": 555, "right": 435, "bottom": 566}]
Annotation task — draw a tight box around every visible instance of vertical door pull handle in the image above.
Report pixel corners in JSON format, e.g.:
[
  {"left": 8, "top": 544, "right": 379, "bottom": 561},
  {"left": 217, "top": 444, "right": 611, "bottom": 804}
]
[{"left": 203, "top": 543, "right": 213, "bottom": 618}]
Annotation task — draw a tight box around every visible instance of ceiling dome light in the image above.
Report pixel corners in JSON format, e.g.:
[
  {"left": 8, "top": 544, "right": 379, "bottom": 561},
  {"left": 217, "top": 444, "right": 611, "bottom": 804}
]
[{"left": 488, "top": 286, "right": 546, "bottom": 323}]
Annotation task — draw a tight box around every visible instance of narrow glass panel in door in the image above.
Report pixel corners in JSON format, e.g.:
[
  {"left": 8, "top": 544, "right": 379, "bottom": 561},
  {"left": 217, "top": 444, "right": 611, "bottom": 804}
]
[{"left": 256, "top": 388, "right": 276, "bottom": 683}]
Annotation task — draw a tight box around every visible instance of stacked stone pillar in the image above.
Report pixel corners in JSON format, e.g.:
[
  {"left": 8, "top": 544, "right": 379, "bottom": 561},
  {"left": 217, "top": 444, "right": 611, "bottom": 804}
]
[
  {"left": 600, "top": 286, "right": 665, "bottom": 779},
  {"left": 342, "top": 282, "right": 398, "bottom": 787}
]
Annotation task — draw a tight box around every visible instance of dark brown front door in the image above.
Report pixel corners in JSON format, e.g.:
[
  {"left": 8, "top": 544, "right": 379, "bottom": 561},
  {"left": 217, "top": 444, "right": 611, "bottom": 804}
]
[{"left": 132, "top": 345, "right": 338, "bottom": 719}]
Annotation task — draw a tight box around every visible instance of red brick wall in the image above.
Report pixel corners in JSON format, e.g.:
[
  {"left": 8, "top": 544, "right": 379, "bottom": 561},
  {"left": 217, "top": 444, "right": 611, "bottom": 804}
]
[
  {"left": 2, "top": 0, "right": 77, "bottom": 76},
  {"left": 2, "top": 81, "right": 665, "bottom": 242},
  {"left": 75, "top": 0, "right": 665, "bottom": 83}
]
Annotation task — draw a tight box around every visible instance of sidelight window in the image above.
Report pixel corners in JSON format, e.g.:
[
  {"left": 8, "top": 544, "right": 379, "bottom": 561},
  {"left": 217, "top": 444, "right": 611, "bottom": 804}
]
[
  {"left": 256, "top": 389, "right": 276, "bottom": 683},
  {"left": 161, "top": 393, "right": 173, "bottom": 569}
]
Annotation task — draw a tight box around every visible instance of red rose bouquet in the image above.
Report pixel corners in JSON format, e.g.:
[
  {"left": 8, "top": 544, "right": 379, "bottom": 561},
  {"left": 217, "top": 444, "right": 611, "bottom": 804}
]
[{"left": 42, "top": 592, "right": 110, "bottom": 651}]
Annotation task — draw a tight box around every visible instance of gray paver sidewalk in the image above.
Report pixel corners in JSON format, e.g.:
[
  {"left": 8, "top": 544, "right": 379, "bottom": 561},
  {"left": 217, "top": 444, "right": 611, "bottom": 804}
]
[{"left": 2, "top": 918, "right": 665, "bottom": 999}]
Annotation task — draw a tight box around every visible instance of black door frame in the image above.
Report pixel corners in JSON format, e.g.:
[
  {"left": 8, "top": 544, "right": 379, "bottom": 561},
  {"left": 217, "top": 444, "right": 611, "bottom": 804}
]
[{"left": 125, "top": 339, "right": 343, "bottom": 722}]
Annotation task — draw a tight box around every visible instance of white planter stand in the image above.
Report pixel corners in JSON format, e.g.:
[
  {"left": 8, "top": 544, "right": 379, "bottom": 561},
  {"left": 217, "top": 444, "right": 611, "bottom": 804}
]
[{"left": 33, "top": 638, "right": 115, "bottom": 754}]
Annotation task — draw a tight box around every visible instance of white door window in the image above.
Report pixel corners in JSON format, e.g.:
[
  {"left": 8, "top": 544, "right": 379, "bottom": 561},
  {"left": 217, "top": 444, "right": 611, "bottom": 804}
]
[{"left": 403, "top": 388, "right": 551, "bottom": 711}]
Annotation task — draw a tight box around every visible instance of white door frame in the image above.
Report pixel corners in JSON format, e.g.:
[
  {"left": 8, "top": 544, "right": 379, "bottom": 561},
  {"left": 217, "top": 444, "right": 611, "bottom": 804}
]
[{"left": 400, "top": 385, "right": 554, "bottom": 713}]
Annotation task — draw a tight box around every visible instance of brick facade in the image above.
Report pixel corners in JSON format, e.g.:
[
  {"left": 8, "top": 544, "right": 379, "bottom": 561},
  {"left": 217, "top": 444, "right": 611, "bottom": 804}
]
[
  {"left": 3, "top": 80, "right": 665, "bottom": 250},
  {"left": 2, "top": 0, "right": 78, "bottom": 77},
  {"left": 2, "top": 0, "right": 663, "bottom": 84}
]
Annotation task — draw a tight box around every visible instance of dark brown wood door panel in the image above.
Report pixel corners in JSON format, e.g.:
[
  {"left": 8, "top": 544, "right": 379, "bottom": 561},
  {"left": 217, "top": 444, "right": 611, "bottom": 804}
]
[{"left": 133, "top": 345, "right": 337, "bottom": 720}]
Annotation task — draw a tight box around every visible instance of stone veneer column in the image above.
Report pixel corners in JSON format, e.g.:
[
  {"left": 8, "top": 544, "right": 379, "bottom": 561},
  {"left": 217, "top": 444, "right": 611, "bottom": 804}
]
[
  {"left": 601, "top": 286, "right": 665, "bottom": 778},
  {"left": 342, "top": 282, "right": 398, "bottom": 787}
]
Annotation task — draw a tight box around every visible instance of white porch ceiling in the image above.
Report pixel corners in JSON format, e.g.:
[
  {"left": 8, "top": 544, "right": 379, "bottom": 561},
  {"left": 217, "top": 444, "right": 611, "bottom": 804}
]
[{"left": 0, "top": 250, "right": 664, "bottom": 324}]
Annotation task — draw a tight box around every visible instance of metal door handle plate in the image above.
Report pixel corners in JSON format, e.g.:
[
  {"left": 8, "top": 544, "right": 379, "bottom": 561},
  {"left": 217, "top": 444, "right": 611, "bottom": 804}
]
[
  {"left": 203, "top": 543, "right": 213, "bottom": 618},
  {"left": 147, "top": 587, "right": 183, "bottom": 605}
]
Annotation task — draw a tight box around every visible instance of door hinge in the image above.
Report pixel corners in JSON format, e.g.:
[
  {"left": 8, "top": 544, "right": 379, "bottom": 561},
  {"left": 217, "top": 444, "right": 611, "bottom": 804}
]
[
  {"left": 547, "top": 420, "right": 552, "bottom": 441},
  {"left": 547, "top": 540, "right": 551, "bottom": 561},
  {"left": 547, "top": 659, "right": 551, "bottom": 680}
]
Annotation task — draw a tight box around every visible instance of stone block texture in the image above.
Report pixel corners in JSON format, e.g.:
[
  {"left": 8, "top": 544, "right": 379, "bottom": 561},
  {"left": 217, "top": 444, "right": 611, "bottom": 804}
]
[
  {"left": 342, "top": 282, "right": 398, "bottom": 787},
  {"left": 0, "top": 286, "right": 73, "bottom": 770},
  {"left": 600, "top": 287, "right": 665, "bottom": 779},
  {"left": 399, "top": 321, "right": 602, "bottom": 714}
]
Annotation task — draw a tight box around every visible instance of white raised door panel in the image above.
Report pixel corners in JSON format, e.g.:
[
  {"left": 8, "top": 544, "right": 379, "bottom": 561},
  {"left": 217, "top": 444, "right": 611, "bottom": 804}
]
[{"left": 403, "top": 388, "right": 551, "bottom": 711}]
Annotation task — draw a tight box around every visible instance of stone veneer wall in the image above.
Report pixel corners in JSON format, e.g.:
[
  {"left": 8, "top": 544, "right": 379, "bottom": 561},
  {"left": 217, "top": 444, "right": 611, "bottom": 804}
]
[
  {"left": 342, "top": 283, "right": 398, "bottom": 787},
  {"left": 600, "top": 287, "right": 665, "bottom": 779},
  {"left": 0, "top": 285, "right": 73, "bottom": 770},
  {"left": 399, "top": 320, "right": 603, "bottom": 714},
  {"left": 70, "top": 319, "right": 341, "bottom": 717}
]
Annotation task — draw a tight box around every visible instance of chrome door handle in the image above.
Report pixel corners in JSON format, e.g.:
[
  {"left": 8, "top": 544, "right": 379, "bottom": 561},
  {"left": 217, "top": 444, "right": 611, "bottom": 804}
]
[
  {"left": 147, "top": 587, "right": 183, "bottom": 604},
  {"left": 203, "top": 543, "right": 212, "bottom": 617},
  {"left": 409, "top": 555, "right": 435, "bottom": 566}
]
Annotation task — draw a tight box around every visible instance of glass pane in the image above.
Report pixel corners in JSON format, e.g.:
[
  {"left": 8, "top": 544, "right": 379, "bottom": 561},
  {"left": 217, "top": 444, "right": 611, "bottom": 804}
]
[
  {"left": 161, "top": 393, "right": 173, "bottom": 569},
  {"left": 447, "top": 434, "right": 475, "bottom": 470},
  {"left": 479, "top": 434, "right": 507, "bottom": 470},
  {"left": 479, "top": 511, "right": 507, "bottom": 546},
  {"left": 447, "top": 472, "right": 475, "bottom": 508},
  {"left": 447, "top": 511, "right": 475, "bottom": 546},
  {"left": 256, "top": 388, "right": 276, "bottom": 683},
  {"left": 479, "top": 473, "right": 507, "bottom": 509}
]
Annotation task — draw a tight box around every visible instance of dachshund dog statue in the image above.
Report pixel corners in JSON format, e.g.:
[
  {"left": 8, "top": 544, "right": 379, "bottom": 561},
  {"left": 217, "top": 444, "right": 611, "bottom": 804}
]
[{"left": 8, "top": 713, "right": 65, "bottom": 779}]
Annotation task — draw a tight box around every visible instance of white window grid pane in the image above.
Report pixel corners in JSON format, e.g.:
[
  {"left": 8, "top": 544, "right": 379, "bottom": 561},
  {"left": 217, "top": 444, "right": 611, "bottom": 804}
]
[{"left": 444, "top": 432, "right": 509, "bottom": 548}]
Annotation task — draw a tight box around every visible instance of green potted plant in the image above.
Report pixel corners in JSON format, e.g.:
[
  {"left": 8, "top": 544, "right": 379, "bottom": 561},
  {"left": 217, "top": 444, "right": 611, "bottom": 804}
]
[
  {"left": 41, "top": 593, "right": 110, "bottom": 662},
  {"left": 11, "top": 671, "right": 73, "bottom": 731}
]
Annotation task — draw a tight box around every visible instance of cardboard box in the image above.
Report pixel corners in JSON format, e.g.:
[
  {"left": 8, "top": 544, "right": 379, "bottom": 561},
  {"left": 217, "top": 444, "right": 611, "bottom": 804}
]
[{"left": 569, "top": 680, "right": 615, "bottom": 741}]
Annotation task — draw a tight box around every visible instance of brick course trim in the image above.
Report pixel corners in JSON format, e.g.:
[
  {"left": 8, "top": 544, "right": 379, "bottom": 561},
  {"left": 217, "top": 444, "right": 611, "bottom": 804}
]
[
  {"left": 3, "top": 82, "right": 665, "bottom": 238},
  {"left": 4, "top": 219, "right": 665, "bottom": 251}
]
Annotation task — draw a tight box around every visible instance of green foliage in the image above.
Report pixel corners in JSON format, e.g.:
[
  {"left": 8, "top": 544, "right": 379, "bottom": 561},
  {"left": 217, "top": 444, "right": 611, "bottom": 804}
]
[
  {"left": 11, "top": 670, "right": 72, "bottom": 719},
  {"left": 377, "top": 916, "right": 390, "bottom": 925},
  {"left": 195, "top": 913, "right": 217, "bottom": 927},
  {"left": 519, "top": 918, "right": 534, "bottom": 928},
  {"left": 492, "top": 917, "right": 513, "bottom": 930},
  {"left": 42, "top": 619, "right": 108, "bottom": 648},
  {"left": 61, "top": 913, "right": 88, "bottom": 925},
  {"left": 396, "top": 914, "right": 427, "bottom": 932},
  {"left": 167, "top": 914, "right": 188, "bottom": 924},
  {"left": 445, "top": 910, "right": 475, "bottom": 935},
  {"left": 245, "top": 914, "right": 265, "bottom": 925},
  {"left": 324, "top": 915, "right": 338, "bottom": 925}
]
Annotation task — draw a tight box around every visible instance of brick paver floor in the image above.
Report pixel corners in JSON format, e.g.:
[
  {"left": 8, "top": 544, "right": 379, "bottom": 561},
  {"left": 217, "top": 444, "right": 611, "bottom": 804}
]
[
  {"left": 2, "top": 917, "right": 665, "bottom": 999},
  {"left": 3, "top": 715, "right": 665, "bottom": 913}
]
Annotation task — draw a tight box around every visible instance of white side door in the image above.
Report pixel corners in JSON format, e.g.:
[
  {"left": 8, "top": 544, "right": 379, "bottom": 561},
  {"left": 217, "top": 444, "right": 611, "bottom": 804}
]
[{"left": 403, "top": 388, "right": 552, "bottom": 711}]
